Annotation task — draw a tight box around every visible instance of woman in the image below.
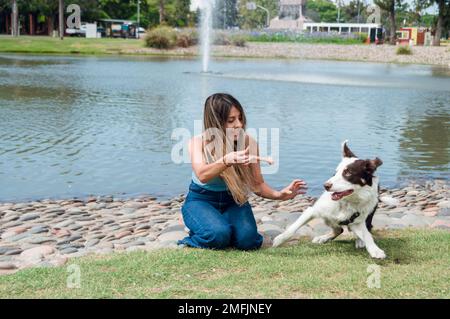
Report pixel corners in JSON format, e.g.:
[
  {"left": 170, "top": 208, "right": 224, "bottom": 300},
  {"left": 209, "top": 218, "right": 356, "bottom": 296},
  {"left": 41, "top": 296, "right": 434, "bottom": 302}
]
[{"left": 178, "top": 93, "right": 307, "bottom": 250}]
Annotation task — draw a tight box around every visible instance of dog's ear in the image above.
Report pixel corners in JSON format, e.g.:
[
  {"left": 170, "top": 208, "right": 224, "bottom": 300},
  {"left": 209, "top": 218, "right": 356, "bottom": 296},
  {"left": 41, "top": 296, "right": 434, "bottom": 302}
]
[
  {"left": 342, "top": 140, "right": 357, "bottom": 158},
  {"left": 365, "top": 157, "right": 383, "bottom": 174}
]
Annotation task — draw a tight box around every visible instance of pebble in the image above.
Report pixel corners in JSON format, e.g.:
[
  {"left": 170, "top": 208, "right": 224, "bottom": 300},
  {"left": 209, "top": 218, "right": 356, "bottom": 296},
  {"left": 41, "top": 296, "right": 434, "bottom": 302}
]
[{"left": 0, "top": 262, "right": 17, "bottom": 270}]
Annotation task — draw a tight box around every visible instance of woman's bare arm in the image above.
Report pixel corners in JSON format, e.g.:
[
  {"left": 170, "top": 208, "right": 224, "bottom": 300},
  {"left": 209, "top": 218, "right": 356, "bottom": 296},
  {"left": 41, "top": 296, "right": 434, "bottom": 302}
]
[{"left": 189, "top": 136, "right": 228, "bottom": 183}]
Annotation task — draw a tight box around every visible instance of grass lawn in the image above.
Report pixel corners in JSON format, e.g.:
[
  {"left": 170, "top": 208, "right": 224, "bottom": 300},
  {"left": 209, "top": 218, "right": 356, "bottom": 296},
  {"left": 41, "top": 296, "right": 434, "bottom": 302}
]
[
  {"left": 0, "top": 36, "right": 146, "bottom": 55},
  {"left": 0, "top": 229, "right": 449, "bottom": 298}
]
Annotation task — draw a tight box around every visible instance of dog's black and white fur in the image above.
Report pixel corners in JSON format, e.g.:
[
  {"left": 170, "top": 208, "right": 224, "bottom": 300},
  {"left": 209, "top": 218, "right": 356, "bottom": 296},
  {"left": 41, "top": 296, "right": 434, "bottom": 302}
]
[{"left": 272, "top": 141, "right": 386, "bottom": 259}]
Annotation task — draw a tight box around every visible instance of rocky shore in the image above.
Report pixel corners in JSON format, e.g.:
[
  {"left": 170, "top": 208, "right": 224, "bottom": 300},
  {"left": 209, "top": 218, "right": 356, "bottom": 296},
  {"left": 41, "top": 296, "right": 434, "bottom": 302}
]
[
  {"left": 0, "top": 180, "right": 449, "bottom": 275},
  {"left": 125, "top": 43, "right": 450, "bottom": 67}
]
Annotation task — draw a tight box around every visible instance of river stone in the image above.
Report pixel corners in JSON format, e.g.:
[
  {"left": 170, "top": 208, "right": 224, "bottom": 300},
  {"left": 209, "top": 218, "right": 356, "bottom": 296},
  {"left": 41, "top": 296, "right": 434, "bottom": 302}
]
[
  {"left": 18, "top": 213, "right": 40, "bottom": 222},
  {"left": 20, "top": 245, "right": 54, "bottom": 261},
  {"left": 431, "top": 220, "right": 450, "bottom": 230},
  {"left": 6, "top": 233, "right": 31, "bottom": 242},
  {"left": 0, "top": 262, "right": 17, "bottom": 270},
  {"left": 29, "top": 226, "right": 49, "bottom": 234},
  {"left": 437, "top": 201, "right": 450, "bottom": 209},
  {"left": 157, "top": 231, "right": 186, "bottom": 243},
  {"left": 0, "top": 246, "right": 20, "bottom": 255},
  {"left": 60, "top": 246, "right": 79, "bottom": 254},
  {"left": 85, "top": 239, "right": 100, "bottom": 247},
  {"left": 438, "top": 208, "right": 450, "bottom": 216},
  {"left": 4, "top": 248, "right": 23, "bottom": 256},
  {"left": 159, "top": 224, "right": 185, "bottom": 235},
  {"left": 28, "top": 236, "right": 56, "bottom": 244}
]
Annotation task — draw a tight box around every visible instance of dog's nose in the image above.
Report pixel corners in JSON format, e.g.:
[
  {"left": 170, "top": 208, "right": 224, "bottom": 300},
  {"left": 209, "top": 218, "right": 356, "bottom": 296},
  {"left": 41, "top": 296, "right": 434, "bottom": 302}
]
[{"left": 324, "top": 182, "right": 332, "bottom": 191}]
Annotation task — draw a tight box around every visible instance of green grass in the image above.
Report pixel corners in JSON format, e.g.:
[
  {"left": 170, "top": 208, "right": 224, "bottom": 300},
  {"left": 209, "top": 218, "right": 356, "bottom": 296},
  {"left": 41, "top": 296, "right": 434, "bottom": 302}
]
[
  {"left": 396, "top": 46, "right": 413, "bottom": 55},
  {"left": 0, "top": 36, "right": 146, "bottom": 55},
  {"left": 0, "top": 229, "right": 449, "bottom": 298},
  {"left": 246, "top": 34, "right": 367, "bottom": 45}
]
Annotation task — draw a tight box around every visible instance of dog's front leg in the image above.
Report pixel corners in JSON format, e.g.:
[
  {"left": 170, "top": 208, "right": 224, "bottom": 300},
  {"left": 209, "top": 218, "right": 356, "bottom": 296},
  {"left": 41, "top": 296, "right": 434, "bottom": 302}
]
[
  {"left": 349, "top": 223, "right": 386, "bottom": 259},
  {"left": 312, "top": 227, "right": 343, "bottom": 244},
  {"left": 272, "top": 207, "right": 315, "bottom": 247}
]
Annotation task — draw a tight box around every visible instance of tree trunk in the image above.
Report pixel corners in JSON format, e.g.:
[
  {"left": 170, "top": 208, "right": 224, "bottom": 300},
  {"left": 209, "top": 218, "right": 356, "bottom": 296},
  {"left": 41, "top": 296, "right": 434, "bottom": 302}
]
[
  {"left": 6, "top": 14, "right": 10, "bottom": 34},
  {"left": 47, "top": 16, "right": 54, "bottom": 35},
  {"left": 59, "top": 0, "right": 64, "bottom": 40},
  {"left": 11, "top": 0, "right": 18, "bottom": 36},
  {"left": 433, "top": 0, "right": 445, "bottom": 46},
  {"left": 159, "top": 0, "right": 166, "bottom": 24},
  {"left": 29, "top": 13, "right": 34, "bottom": 35},
  {"left": 389, "top": 2, "right": 396, "bottom": 45}
]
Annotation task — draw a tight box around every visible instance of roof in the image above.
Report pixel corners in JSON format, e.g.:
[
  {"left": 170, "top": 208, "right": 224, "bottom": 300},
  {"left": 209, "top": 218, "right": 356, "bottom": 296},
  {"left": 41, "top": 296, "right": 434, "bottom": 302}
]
[{"left": 99, "top": 19, "right": 137, "bottom": 24}]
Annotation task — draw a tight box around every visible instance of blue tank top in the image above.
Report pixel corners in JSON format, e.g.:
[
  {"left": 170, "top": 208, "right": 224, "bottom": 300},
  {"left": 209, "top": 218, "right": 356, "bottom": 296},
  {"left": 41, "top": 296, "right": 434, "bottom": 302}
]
[{"left": 192, "top": 171, "right": 228, "bottom": 192}]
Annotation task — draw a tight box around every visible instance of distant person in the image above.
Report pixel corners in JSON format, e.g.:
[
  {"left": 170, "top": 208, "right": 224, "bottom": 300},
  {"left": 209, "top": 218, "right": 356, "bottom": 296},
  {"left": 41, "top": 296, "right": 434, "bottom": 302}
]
[{"left": 178, "top": 93, "right": 307, "bottom": 250}]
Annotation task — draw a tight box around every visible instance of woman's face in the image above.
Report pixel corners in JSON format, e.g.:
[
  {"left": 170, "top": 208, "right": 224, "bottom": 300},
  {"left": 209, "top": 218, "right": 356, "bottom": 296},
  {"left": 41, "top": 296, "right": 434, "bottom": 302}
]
[{"left": 225, "top": 106, "right": 243, "bottom": 140}]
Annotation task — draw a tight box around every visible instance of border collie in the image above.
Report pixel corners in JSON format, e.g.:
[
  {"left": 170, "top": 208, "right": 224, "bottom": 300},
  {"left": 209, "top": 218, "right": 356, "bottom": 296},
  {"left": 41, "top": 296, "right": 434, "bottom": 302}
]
[{"left": 272, "top": 141, "right": 386, "bottom": 259}]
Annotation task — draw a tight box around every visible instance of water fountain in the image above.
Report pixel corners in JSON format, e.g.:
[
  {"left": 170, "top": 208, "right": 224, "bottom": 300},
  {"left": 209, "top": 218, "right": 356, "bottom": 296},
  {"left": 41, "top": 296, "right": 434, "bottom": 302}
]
[{"left": 199, "top": 0, "right": 215, "bottom": 73}]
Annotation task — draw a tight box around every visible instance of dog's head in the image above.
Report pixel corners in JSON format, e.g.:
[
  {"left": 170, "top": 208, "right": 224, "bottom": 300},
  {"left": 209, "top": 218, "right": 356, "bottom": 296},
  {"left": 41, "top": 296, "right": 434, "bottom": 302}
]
[{"left": 324, "top": 140, "right": 383, "bottom": 201}]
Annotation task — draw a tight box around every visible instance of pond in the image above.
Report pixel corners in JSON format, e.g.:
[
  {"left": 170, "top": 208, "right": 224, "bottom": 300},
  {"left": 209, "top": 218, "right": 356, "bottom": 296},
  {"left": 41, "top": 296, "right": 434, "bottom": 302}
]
[{"left": 0, "top": 54, "right": 449, "bottom": 202}]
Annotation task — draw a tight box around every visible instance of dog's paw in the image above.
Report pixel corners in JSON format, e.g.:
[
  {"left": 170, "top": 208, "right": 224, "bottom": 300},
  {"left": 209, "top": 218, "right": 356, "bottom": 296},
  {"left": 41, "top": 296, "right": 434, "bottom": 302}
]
[
  {"left": 369, "top": 247, "right": 386, "bottom": 259},
  {"left": 355, "top": 238, "right": 365, "bottom": 249},
  {"left": 312, "top": 235, "right": 331, "bottom": 244},
  {"left": 272, "top": 235, "right": 286, "bottom": 247}
]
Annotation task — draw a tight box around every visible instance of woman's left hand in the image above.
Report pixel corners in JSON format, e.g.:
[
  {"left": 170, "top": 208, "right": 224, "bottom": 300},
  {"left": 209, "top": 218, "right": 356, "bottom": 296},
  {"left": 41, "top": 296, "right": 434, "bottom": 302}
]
[{"left": 277, "top": 179, "right": 308, "bottom": 201}]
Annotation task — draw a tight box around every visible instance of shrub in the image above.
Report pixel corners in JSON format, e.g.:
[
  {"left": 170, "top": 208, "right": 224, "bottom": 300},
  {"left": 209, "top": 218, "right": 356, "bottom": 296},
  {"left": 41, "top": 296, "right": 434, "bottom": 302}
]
[
  {"left": 356, "top": 32, "right": 368, "bottom": 43},
  {"left": 213, "top": 31, "right": 231, "bottom": 45},
  {"left": 230, "top": 34, "right": 247, "bottom": 47},
  {"left": 176, "top": 29, "right": 198, "bottom": 48},
  {"left": 396, "top": 46, "right": 412, "bottom": 55},
  {"left": 144, "top": 26, "right": 177, "bottom": 49}
]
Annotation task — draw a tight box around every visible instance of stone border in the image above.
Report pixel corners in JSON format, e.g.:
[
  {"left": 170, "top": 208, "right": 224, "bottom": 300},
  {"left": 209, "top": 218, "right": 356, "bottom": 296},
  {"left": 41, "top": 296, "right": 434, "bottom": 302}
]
[{"left": 0, "top": 180, "right": 448, "bottom": 275}]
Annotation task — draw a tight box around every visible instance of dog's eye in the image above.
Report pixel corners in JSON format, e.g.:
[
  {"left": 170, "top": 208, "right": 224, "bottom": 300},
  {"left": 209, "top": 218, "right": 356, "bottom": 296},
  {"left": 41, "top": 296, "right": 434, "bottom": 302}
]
[{"left": 343, "top": 169, "right": 351, "bottom": 177}]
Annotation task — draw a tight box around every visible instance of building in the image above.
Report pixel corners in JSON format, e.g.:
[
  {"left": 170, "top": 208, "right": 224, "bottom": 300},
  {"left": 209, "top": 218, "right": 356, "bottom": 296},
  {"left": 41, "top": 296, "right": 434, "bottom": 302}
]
[
  {"left": 269, "top": 0, "right": 309, "bottom": 30},
  {"left": 396, "top": 27, "right": 432, "bottom": 46}
]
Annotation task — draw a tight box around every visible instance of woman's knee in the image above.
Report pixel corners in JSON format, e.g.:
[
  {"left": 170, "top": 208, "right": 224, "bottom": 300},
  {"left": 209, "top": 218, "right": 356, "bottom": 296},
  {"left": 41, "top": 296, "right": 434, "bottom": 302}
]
[
  {"left": 234, "top": 232, "right": 263, "bottom": 251},
  {"left": 203, "top": 225, "right": 232, "bottom": 249}
]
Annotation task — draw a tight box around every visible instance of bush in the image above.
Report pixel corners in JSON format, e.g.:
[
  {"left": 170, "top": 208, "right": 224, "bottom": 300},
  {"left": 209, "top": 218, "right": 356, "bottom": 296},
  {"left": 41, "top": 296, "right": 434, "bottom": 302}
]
[
  {"left": 356, "top": 32, "right": 368, "bottom": 43},
  {"left": 396, "top": 46, "right": 412, "bottom": 55},
  {"left": 213, "top": 31, "right": 231, "bottom": 45},
  {"left": 176, "top": 29, "right": 198, "bottom": 48},
  {"left": 230, "top": 34, "right": 247, "bottom": 47},
  {"left": 144, "top": 26, "right": 177, "bottom": 49}
]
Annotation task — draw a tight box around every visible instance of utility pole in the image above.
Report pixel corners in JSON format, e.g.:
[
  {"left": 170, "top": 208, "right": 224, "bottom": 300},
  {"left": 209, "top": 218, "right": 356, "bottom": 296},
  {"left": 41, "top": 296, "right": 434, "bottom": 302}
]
[
  {"left": 59, "top": 0, "right": 64, "bottom": 40},
  {"left": 11, "top": 0, "right": 18, "bottom": 36}
]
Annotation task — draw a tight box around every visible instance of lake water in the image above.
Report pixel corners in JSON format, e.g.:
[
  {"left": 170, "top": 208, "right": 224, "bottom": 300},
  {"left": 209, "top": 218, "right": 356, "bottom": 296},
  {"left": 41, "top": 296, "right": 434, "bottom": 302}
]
[{"left": 0, "top": 54, "right": 449, "bottom": 202}]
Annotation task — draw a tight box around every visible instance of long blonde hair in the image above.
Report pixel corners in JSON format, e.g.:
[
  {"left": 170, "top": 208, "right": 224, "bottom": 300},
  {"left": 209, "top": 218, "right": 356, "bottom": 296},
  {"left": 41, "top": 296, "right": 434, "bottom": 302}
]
[{"left": 202, "top": 93, "right": 259, "bottom": 205}]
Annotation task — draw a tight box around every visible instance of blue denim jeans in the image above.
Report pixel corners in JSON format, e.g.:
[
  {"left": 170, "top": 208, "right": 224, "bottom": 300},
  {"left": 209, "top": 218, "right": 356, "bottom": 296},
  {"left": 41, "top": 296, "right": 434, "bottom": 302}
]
[{"left": 178, "top": 182, "right": 263, "bottom": 250}]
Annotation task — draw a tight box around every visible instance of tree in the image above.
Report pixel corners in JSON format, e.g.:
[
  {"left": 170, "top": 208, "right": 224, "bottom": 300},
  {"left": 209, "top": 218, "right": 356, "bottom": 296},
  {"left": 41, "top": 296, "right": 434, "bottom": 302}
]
[
  {"left": 215, "top": 0, "right": 238, "bottom": 29},
  {"left": 306, "top": 0, "right": 338, "bottom": 23},
  {"left": 237, "top": 0, "right": 278, "bottom": 29},
  {"left": 159, "top": 0, "right": 165, "bottom": 24},
  {"left": 432, "top": 0, "right": 450, "bottom": 45},
  {"left": 374, "top": 0, "right": 402, "bottom": 44},
  {"left": 341, "top": 0, "right": 369, "bottom": 23}
]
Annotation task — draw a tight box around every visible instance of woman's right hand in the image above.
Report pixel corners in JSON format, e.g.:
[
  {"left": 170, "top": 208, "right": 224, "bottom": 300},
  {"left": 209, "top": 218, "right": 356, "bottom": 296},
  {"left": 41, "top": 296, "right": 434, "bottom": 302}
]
[{"left": 222, "top": 146, "right": 251, "bottom": 166}]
